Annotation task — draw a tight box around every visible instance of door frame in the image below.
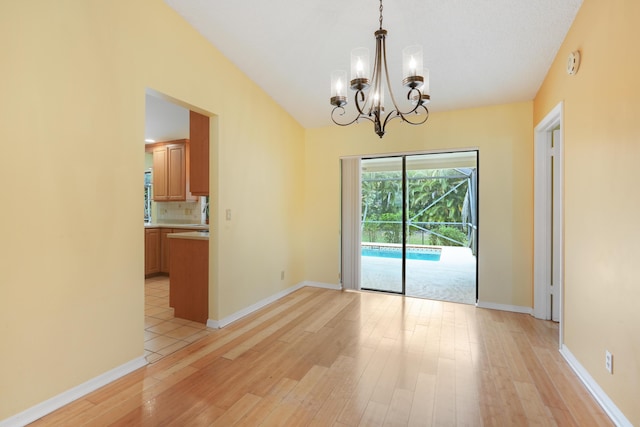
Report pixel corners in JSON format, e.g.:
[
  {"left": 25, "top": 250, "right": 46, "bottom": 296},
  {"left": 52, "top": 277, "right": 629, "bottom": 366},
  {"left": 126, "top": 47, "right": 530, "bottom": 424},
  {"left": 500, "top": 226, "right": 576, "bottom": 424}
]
[
  {"left": 533, "top": 102, "right": 564, "bottom": 346},
  {"left": 355, "top": 149, "right": 479, "bottom": 302}
]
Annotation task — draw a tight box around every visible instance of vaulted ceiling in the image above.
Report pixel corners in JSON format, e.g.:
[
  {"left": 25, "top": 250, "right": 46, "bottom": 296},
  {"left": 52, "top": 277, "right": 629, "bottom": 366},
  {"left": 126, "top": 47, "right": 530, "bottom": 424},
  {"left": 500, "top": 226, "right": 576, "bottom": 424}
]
[{"left": 152, "top": 0, "right": 582, "bottom": 134}]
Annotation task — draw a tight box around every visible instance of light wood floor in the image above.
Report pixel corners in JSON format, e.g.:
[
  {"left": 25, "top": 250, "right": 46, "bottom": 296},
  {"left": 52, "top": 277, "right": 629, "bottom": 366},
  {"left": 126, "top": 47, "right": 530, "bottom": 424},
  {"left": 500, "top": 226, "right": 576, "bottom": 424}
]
[{"left": 31, "top": 287, "right": 612, "bottom": 426}]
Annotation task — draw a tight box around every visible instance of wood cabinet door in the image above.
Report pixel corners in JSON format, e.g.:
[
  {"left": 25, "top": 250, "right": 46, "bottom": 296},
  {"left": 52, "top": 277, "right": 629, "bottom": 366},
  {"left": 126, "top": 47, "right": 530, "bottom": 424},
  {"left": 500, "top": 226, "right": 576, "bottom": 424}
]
[
  {"left": 152, "top": 147, "right": 168, "bottom": 201},
  {"left": 189, "top": 111, "right": 209, "bottom": 196},
  {"left": 169, "top": 238, "right": 209, "bottom": 323},
  {"left": 167, "top": 144, "right": 186, "bottom": 201},
  {"left": 160, "top": 228, "right": 173, "bottom": 274},
  {"left": 145, "top": 228, "right": 161, "bottom": 275}
]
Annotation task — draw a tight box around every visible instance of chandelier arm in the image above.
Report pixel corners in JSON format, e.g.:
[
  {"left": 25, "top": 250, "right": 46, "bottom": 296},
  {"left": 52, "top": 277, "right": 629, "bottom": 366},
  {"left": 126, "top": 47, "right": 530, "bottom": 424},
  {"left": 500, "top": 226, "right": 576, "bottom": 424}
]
[
  {"left": 331, "top": 106, "right": 366, "bottom": 127},
  {"left": 380, "top": 109, "right": 402, "bottom": 134},
  {"left": 361, "top": 115, "right": 376, "bottom": 125},
  {"left": 354, "top": 90, "right": 368, "bottom": 116},
  {"left": 367, "top": 33, "right": 384, "bottom": 116},
  {"left": 399, "top": 104, "right": 430, "bottom": 125},
  {"left": 392, "top": 87, "right": 423, "bottom": 116},
  {"left": 384, "top": 87, "right": 428, "bottom": 118},
  {"left": 380, "top": 33, "right": 402, "bottom": 114}
]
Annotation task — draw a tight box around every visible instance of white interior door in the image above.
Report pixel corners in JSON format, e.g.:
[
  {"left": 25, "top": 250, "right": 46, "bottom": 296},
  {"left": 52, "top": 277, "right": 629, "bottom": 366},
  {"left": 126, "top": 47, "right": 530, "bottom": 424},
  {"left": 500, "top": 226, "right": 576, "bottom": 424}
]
[
  {"left": 534, "top": 102, "right": 563, "bottom": 335},
  {"left": 550, "top": 129, "right": 562, "bottom": 322}
]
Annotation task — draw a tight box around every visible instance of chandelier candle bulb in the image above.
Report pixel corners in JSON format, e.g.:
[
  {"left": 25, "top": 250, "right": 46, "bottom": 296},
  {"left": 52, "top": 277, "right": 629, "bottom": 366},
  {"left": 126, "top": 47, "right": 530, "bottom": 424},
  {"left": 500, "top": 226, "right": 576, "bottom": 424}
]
[
  {"left": 350, "top": 47, "right": 371, "bottom": 89},
  {"left": 372, "top": 90, "right": 385, "bottom": 112},
  {"left": 403, "top": 45, "right": 424, "bottom": 87},
  {"left": 330, "top": 70, "right": 348, "bottom": 107}
]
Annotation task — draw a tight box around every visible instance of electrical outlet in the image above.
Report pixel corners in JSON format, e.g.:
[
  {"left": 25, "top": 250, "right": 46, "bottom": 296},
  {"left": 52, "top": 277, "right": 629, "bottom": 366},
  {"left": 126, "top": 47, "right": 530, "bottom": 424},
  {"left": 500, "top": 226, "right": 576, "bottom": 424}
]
[
  {"left": 226, "top": 209, "right": 231, "bottom": 221},
  {"left": 605, "top": 350, "right": 613, "bottom": 374},
  {"left": 280, "top": 270, "right": 285, "bottom": 280}
]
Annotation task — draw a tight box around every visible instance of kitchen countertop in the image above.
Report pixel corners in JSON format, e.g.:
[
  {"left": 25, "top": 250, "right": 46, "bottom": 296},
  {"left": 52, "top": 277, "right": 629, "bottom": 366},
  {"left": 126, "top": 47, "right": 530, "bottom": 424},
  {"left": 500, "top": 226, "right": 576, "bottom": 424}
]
[
  {"left": 144, "top": 223, "right": 209, "bottom": 230},
  {"left": 167, "top": 231, "right": 209, "bottom": 241}
]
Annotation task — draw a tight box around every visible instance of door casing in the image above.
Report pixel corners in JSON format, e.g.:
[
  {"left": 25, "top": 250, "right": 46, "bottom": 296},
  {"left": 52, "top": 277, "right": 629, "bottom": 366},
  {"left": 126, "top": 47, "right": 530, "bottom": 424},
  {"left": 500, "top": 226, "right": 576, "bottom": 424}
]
[{"left": 533, "top": 102, "right": 564, "bottom": 347}]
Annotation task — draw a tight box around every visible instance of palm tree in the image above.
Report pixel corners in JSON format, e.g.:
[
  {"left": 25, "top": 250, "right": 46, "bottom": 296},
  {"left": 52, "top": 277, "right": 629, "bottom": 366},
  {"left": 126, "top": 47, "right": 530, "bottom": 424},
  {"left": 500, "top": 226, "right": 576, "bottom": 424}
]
[
  {"left": 361, "top": 170, "right": 402, "bottom": 243},
  {"left": 406, "top": 168, "right": 470, "bottom": 246},
  {"left": 361, "top": 167, "right": 474, "bottom": 246}
]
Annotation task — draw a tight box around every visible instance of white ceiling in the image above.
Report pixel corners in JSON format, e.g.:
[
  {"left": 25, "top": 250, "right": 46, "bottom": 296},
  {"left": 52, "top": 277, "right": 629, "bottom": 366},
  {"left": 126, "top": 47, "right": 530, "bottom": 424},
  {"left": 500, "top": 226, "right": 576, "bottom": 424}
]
[
  {"left": 159, "top": 0, "right": 582, "bottom": 131},
  {"left": 145, "top": 93, "right": 189, "bottom": 143}
]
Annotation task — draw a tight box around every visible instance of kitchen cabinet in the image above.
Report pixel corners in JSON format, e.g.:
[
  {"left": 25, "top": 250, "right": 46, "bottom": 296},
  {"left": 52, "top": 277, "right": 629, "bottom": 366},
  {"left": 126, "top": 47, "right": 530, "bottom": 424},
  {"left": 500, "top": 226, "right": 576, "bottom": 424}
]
[
  {"left": 160, "top": 228, "right": 172, "bottom": 273},
  {"left": 168, "top": 233, "right": 208, "bottom": 323},
  {"left": 189, "top": 111, "right": 209, "bottom": 196},
  {"left": 160, "top": 227, "right": 202, "bottom": 274},
  {"left": 153, "top": 142, "right": 186, "bottom": 201},
  {"left": 146, "top": 226, "right": 207, "bottom": 277},
  {"left": 144, "top": 228, "right": 161, "bottom": 276}
]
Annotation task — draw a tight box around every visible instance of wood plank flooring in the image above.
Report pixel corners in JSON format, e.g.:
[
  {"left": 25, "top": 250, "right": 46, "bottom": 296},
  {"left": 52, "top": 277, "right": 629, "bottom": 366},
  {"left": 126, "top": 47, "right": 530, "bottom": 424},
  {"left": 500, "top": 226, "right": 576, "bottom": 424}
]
[{"left": 30, "top": 287, "right": 613, "bottom": 426}]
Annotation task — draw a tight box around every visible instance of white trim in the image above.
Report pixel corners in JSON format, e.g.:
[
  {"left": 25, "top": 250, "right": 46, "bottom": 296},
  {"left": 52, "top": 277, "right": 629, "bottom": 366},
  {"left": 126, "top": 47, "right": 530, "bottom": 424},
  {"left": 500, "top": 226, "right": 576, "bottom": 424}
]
[
  {"left": 302, "top": 281, "right": 342, "bottom": 291},
  {"left": 207, "top": 281, "right": 342, "bottom": 329},
  {"left": 533, "top": 101, "right": 564, "bottom": 346},
  {"left": 0, "top": 356, "right": 147, "bottom": 427},
  {"left": 476, "top": 301, "right": 532, "bottom": 315},
  {"left": 206, "top": 318, "right": 220, "bottom": 329},
  {"left": 340, "top": 146, "right": 481, "bottom": 160},
  {"left": 560, "top": 345, "right": 632, "bottom": 427},
  {"left": 208, "top": 282, "right": 306, "bottom": 328}
]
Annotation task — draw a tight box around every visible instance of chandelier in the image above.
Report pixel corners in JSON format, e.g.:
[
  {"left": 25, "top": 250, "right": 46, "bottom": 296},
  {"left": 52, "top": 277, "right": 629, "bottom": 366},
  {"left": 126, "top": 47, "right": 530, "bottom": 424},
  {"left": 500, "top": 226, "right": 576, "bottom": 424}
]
[{"left": 330, "top": 0, "right": 430, "bottom": 138}]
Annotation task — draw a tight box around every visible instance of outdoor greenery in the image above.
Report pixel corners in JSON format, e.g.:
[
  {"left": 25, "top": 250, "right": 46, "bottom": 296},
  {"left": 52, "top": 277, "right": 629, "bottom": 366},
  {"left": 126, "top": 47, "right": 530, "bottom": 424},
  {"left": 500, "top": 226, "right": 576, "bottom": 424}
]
[{"left": 361, "top": 168, "right": 472, "bottom": 247}]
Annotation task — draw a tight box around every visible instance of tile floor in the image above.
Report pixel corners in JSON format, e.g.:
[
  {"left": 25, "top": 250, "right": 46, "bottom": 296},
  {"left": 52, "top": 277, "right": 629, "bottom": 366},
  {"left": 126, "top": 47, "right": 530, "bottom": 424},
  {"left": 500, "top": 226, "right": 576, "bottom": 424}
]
[
  {"left": 361, "top": 246, "right": 477, "bottom": 304},
  {"left": 144, "top": 275, "right": 211, "bottom": 363}
]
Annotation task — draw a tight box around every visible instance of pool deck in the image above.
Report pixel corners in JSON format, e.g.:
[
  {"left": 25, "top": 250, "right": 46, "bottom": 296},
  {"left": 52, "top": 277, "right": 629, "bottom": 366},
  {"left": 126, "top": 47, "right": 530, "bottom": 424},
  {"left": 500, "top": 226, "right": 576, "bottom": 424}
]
[{"left": 360, "top": 246, "right": 476, "bottom": 304}]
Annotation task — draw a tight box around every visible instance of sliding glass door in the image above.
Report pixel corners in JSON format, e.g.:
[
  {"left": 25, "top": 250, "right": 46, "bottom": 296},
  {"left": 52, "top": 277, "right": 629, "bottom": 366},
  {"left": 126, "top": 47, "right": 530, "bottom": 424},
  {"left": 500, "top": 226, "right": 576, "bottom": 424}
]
[
  {"left": 360, "top": 157, "right": 404, "bottom": 293},
  {"left": 359, "top": 152, "right": 478, "bottom": 304},
  {"left": 404, "top": 153, "right": 477, "bottom": 303}
]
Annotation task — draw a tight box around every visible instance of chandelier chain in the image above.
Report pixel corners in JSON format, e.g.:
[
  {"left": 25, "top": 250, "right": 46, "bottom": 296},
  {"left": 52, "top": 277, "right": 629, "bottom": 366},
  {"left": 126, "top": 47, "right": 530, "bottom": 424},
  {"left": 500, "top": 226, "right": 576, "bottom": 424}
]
[{"left": 379, "top": 0, "right": 383, "bottom": 30}]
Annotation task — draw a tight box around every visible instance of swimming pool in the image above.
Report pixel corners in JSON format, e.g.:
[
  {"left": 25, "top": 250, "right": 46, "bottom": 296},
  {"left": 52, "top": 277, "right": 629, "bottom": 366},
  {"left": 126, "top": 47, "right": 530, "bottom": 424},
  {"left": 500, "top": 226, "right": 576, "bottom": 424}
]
[{"left": 361, "top": 246, "right": 442, "bottom": 261}]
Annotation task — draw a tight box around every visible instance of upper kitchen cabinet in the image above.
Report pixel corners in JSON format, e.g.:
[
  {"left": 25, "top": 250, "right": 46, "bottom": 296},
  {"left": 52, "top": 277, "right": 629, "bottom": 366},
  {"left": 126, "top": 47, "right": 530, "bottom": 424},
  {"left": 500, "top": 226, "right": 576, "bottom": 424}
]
[
  {"left": 189, "top": 111, "right": 209, "bottom": 196},
  {"left": 153, "top": 140, "right": 187, "bottom": 201}
]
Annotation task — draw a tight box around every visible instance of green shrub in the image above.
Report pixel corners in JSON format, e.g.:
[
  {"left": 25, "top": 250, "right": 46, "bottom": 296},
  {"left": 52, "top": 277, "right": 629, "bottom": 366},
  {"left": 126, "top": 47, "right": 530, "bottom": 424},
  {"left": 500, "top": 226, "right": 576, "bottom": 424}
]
[
  {"left": 431, "top": 226, "right": 467, "bottom": 247},
  {"left": 380, "top": 212, "right": 402, "bottom": 243}
]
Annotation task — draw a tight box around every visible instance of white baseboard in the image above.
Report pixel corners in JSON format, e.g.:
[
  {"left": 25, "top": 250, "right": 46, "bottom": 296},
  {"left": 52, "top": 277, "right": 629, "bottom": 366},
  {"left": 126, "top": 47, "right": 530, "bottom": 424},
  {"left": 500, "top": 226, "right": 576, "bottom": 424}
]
[
  {"left": 0, "top": 356, "right": 147, "bottom": 427},
  {"left": 206, "top": 281, "right": 341, "bottom": 329},
  {"left": 209, "top": 294, "right": 530, "bottom": 329},
  {"left": 560, "top": 345, "right": 632, "bottom": 427},
  {"left": 208, "top": 282, "right": 307, "bottom": 329},
  {"left": 476, "top": 300, "right": 533, "bottom": 314},
  {"left": 206, "top": 318, "right": 220, "bottom": 329},
  {"left": 301, "top": 281, "right": 342, "bottom": 291}
]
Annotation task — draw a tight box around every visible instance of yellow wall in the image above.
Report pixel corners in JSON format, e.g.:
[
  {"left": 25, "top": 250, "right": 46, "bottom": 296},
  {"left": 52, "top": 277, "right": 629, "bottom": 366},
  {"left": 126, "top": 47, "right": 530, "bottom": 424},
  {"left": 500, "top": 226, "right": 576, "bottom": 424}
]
[
  {"left": 534, "top": 0, "right": 640, "bottom": 423},
  {"left": 6, "top": 0, "right": 636, "bottom": 423},
  {"left": 304, "top": 102, "right": 534, "bottom": 308},
  {"left": 0, "top": 0, "right": 304, "bottom": 419}
]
